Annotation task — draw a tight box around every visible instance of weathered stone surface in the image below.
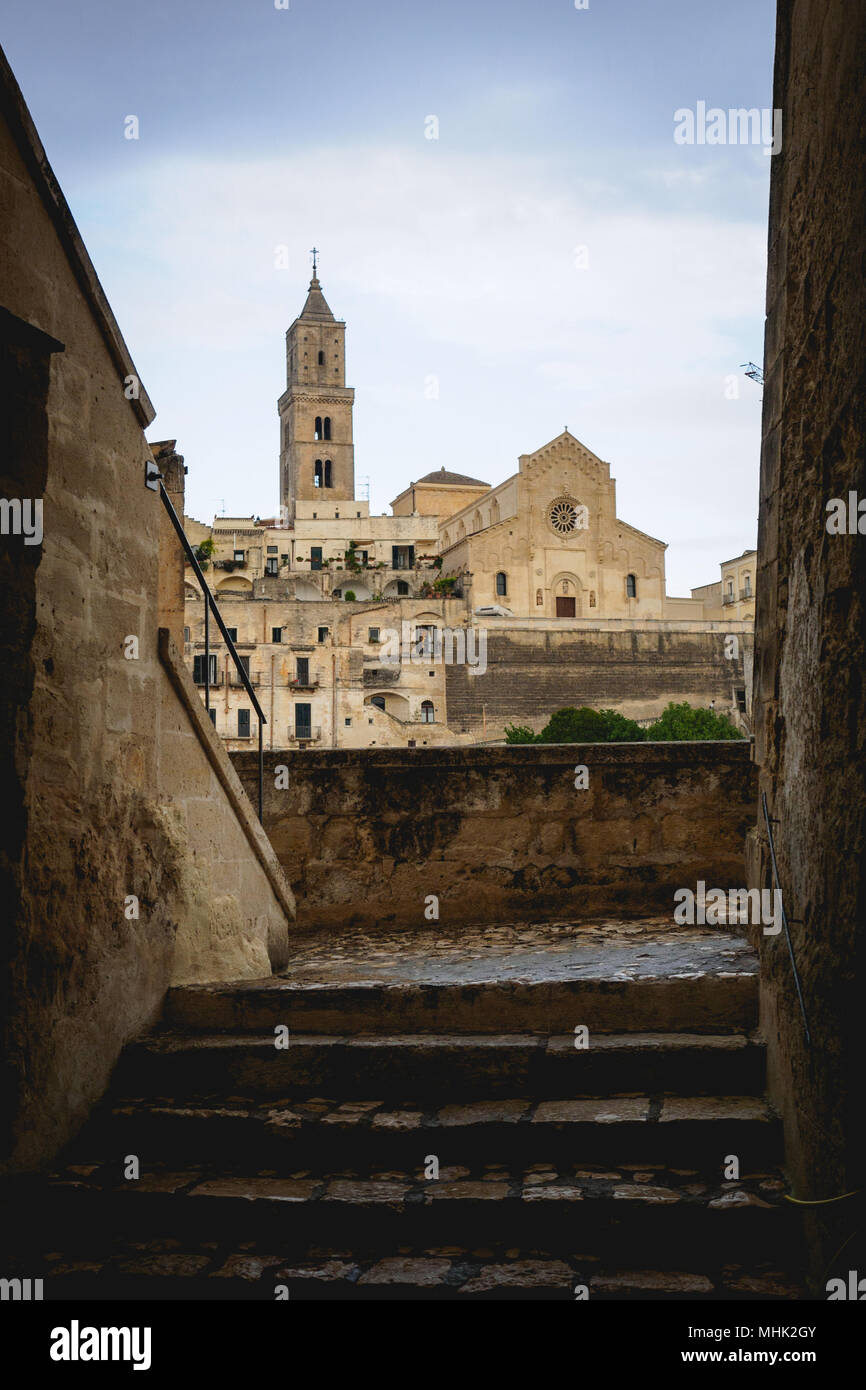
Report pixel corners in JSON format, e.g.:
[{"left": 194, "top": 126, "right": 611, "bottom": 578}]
[
  {"left": 613, "top": 1185, "right": 681, "bottom": 1204},
  {"left": 325, "top": 1180, "right": 409, "bottom": 1204},
  {"left": 426, "top": 1182, "right": 510, "bottom": 1201},
  {"left": 591, "top": 1270, "right": 713, "bottom": 1294},
  {"left": 358, "top": 1258, "right": 451, "bottom": 1287},
  {"left": 114, "top": 1253, "right": 211, "bottom": 1277},
  {"left": 459, "top": 1261, "right": 572, "bottom": 1293},
  {"left": 189, "top": 1177, "right": 317, "bottom": 1202},
  {"left": 233, "top": 744, "right": 756, "bottom": 931},
  {"left": 533, "top": 1099, "right": 649, "bottom": 1124},
  {"left": 371, "top": 1111, "right": 424, "bottom": 1131},
  {"left": 708, "top": 1190, "right": 773, "bottom": 1210},
  {"left": 436, "top": 1100, "right": 529, "bottom": 1126}
]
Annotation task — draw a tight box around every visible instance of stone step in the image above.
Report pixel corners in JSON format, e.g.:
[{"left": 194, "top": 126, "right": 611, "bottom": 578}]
[
  {"left": 8, "top": 1164, "right": 800, "bottom": 1270},
  {"left": 164, "top": 971, "right": 757, "bottom": 1036},
  {"left": 17, "top": 1248, "right": 804, "bottom": 1301},
  {"left": 116, "top": 1030, "right": 766, "bottom": 1102},
  {"left": 81, "top": 1094, "right": 781, "bottom": 1171}
]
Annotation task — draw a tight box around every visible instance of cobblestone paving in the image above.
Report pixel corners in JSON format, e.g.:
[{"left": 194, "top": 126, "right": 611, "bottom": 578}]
[{"left": 275, "top": 918, "right": 758, "bottom": 987}]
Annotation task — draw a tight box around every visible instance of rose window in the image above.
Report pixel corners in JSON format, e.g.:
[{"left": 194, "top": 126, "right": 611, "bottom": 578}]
[{"left": 549, "top": 498, "right": 580, "bottom": 535}]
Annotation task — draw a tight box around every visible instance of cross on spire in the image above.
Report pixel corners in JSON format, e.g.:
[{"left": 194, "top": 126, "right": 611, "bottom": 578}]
[{"left": 310, "top": 246, "right": 319, "bottom": 275}]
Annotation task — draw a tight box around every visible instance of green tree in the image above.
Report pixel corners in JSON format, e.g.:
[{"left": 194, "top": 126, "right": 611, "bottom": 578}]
[
  {"left": 343, "top": 590, "right": 356, "bottom": 602},
  {"left": 597, "top": 708, "right": 646, "bottom": 741},
  {"left": 537, "top": 707, "right": 609, "bottom": 743},
  {"left": 644, "top": 701, "right": 744, "bottom": 741},
  {"left": 504, "top": 723, "right": 539, "bottom": 744}
]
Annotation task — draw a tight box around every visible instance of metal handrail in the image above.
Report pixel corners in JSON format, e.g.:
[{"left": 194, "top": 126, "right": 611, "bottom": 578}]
[
  {"left": 159, "top": 483, "right": 265, "bottom": 822},
  {"left": 761, "top": 791, "right": 811, "bottom": 1045}
]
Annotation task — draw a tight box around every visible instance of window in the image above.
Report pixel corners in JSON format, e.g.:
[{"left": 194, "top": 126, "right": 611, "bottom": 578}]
[
  {"left": 397, "top": 580, "right": 409, "bottom": 595},
  {"left": 296, "top": 657, "right": 310, "bottom": 685},
  {"left": 233, "top": 550, "right": 244, "bottom": 563},
  {"left": 318, "top": 626, "right": 329, "bottom": 643},
  {"left": 226, "top": 627, "right": 238, "bottom": 642},
  {"left": 317, "top": 350, "right": 325, "bottom": 365},
  {"left": 314, "top": 460, "right": 323, "bottom": 488},
  {"left": 626, "top": 573, "right": 637, "bottom": 598},
  {"left": 495, "top": 571, "right": 507, "bottom": 596},
  {"left": 736, "top": 687, "right": 747, "bottom": 713},
  {"left": 370, "top": 695, "right": 386, "bottom": 711},
  {"left": 743, "top": 573, "right": 752, "bottom": 595},
  {"left": 237, "top": 708, "right": 251, "bottom": 739},
  {"left": 368, "top": 627, "right": 380, "bottom": 643},
  {"left": 267, "top": 545, "right": 278, "bottom": 554},
  {"left": 272, "top": 627, "right": 283, "bottom": 643},
  {"left": 392, "top": 544, "right": 414, "bottom": 570},
  {"left": 311, "top": 547, "right": 323, "bottom": 571},
  {"left": 193, "top": 654, "right": 217, "bottom": 685},
  {"left": 295, "top": 703, "right": 312, "bottom": 739},
  {"left": 183, "top": 626, "right": 190, "bottom": 643},
  {"left": 314, "top": 416, "right": 322, "bottom": 440},
  {"left": 421, "top": 700, "right": 434, "bottom": 723},
  {"left": 323, "top": 417, "right": 331, "bottom": 440},
  {"left": 324, "top": 459, "right": 332, "bottom": 488},
  {"left": 265, "top": 557, "right": 278, "bottom": 575},
  {"left": 345, "top": 717, "right": 352, "bottom": 726},
  {"left": 415, "top": 624, "right": 436, "bottom": 658},
  {"left": 236, "top": 654, "right": 251, "bottom": 677},
  {"left": 207, "top": 708, "right": 216, "bottom": 725}
]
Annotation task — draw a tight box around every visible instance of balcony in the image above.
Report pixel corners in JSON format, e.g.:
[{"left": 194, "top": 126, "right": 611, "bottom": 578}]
[
  {"left": 193, "top": 672, "right": 223, "bottom": 688},
  {"left": 289, "top": 725, "right": 322, "bottom": 744},
  {"left": 229, "top": 672, "right": 260, "bottom": 687},
  {"left": 722, "top": 593, "right": 737, "bottom": 606},
  {"left": 739, "top": 588, "right": 754, "bottom": 601},
  {"left": 289, "top": 678, "right": 320, "bottom": 692}
]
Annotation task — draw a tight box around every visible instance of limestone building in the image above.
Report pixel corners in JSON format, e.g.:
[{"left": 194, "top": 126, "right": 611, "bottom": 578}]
[{"left": 181, "top": 268, "right": 755, "bottom": 748}]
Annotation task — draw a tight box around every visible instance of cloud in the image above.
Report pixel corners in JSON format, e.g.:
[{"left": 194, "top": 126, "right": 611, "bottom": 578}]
[{"left": 69, "top": 139, "right": 767, "bottom": 593}]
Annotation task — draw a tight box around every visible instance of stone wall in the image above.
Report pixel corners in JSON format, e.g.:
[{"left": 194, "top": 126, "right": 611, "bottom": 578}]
[
  {"left": 0, "top": 49, "right": 293, "bottom": 1174},
  {"left": 233, "top": 742, "right": 757, "bottom": 932},
  {"left": 747, "top": 0, "right": 866, "bottom": 1289},
  {"left": 445, "top": 625, "right": 753, "bottom": 737}
]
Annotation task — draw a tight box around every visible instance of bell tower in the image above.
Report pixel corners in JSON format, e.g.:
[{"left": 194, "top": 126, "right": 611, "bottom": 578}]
[{"left": 278, "top": 251, "right": 355, "bottom": 519}]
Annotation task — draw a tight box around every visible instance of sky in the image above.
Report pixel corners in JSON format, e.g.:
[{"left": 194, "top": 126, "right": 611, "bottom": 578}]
[{"left": 3, "top": 0, "right": 776, "bottom": 594}]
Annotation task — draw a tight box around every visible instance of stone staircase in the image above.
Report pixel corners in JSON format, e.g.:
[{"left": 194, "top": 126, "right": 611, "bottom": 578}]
[{"left": 2, "top": 922, "right": 805, "bottom": 1300}]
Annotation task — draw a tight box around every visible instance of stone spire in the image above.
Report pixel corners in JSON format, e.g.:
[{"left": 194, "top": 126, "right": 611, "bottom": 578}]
[{"left": 299, "top": 250, "right": 334, "bottom": 321}]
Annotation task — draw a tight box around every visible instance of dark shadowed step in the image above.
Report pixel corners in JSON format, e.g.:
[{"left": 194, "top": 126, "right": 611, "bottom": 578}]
[
  {"left": 10, "top": 1165, "right": 800, "bottom": 1271},
  {"left": 165, "top": 976, "right": 757, "bottom": 1036},
  {"left": 115, "top": 1031, "right": 765, "bottom": 1102},
  {"left": 83, "top": 1093, "right": 781, "bottom": 1171},
  {"left": 164, "top": 925, "right": 759, "bottom": 1036},
  {"left": 16, "top": 1249, "right": 804, "bottom": 1302}
]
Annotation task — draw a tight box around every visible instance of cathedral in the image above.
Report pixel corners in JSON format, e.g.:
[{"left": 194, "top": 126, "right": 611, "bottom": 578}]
[{"left": 180, "top": 267, "right": 755, "bottom": 748}]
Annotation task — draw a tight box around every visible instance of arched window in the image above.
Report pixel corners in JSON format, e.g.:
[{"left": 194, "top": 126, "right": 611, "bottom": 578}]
[
  {"left": 495, "top": 572, "right": 507, "bottom": 597},
  {"left": 324, "top": 460, "right": 332, "bottom": 488},
  {"left": 314, "top": 416, "right": 322, "bottom": 440},
  {"left": 397, "top": 580, "right": 409, "bottom": 595},
  {"left": 314, "top": 460, "right": 323, "bottom": 488},
  {"left": 323, "top": 417, "right": 331, "bottom": 440},
  {"left": 370, "top": 695, "right": 386, "bottom": 711},
  {"left": 421, "top": 700, "right": 434, "bottom": 724},
  {"left": 442, "top": 530, "right": 450, "bottom": 549},
  {"left": 317, "top": 350, "right": 325, "bottom": 365},
  {"left": 473, "top": 510, "right": 482, "bottom": 532},
  {"left": 626, "top": 573, "right": 637, "bottom": 598}
]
